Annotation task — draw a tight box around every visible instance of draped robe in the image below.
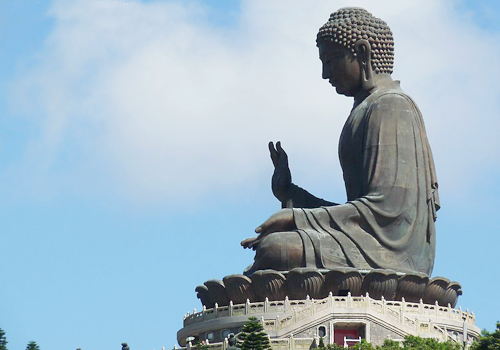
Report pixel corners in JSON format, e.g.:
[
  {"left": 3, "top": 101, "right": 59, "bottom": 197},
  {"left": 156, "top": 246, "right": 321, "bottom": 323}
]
[
  {"left": 292, "top": 83, "right": 439, "bottom": 275},
  {"left": 249, "top": 83, "right": 440, "bottom": 276}
]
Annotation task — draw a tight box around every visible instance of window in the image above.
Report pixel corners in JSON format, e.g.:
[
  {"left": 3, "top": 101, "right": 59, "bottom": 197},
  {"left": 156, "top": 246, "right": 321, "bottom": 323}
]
[
  {"left": 206, "top": 332, "right": 214, "bottom": 341},
  {"left": 221, "top": 329, "right": 231, "bottom": 339},
  {"left": 319, "top": 326, "right": 327, "bottom": 338}
]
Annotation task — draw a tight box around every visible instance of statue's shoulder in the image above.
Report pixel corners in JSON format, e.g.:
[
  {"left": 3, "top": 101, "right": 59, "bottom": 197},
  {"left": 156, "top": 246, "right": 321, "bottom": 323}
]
[
  {"left": 370, "top": 86, "right": 412, "bottom": 103},
  {"left": 368, "top": 86, "right": 418, "bottom": 113},
  {"left": 361, "top": 87, "right": 422, "bottom": 128}
]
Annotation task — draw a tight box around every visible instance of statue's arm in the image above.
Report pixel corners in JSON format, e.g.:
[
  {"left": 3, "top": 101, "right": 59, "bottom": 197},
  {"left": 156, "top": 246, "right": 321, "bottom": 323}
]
[
  {"left": 269, "top": 141, "right": 338, "bottom": 209},
  {"left": 282, "top": 183, "right": 337, "bottom": 209}
]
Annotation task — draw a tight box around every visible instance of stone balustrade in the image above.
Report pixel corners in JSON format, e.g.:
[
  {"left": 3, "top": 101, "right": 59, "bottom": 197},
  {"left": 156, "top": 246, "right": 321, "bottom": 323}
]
[
  {"left": 183, "top": 293, "right": 475, "bottom": 330},
  {"left": 179, "top": 337, "right": 318, "bottom": 350}
]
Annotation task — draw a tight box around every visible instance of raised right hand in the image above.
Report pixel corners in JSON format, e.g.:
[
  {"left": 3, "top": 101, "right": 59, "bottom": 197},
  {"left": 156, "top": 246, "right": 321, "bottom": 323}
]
[{"left": 269, "top": 141, "right": 292, "bottom": 203}]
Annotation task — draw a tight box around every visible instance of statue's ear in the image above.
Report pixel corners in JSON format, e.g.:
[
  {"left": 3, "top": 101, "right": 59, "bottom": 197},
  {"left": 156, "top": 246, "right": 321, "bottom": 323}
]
[{"left": 355, "top": 39, "right": 376, "bottom": 92}]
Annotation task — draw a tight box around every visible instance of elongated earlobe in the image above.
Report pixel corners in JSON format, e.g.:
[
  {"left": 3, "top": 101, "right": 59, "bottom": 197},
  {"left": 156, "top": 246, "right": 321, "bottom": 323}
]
[{"left": 355, "top": 39, "right": 376, "bottom": 92}]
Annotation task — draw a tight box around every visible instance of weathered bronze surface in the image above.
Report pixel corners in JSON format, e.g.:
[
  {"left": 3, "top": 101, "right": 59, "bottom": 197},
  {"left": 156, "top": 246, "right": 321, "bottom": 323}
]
[
  {"left": 242, "top": 7, "right": 440, "bottom": 277},
  {"left": 195, "top": 269, "right": 461, "bottom": 307}
]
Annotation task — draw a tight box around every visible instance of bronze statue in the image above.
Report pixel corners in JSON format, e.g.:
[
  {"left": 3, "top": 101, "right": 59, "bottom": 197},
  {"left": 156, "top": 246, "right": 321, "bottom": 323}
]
[{"left": 242, "top": 7, "right": 439, "bottom": 276}]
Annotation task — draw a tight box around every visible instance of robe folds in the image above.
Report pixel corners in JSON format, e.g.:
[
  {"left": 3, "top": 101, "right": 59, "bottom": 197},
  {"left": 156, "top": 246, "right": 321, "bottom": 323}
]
[{"left": 293, "top": 83, "right": 439, "bottom": 275}]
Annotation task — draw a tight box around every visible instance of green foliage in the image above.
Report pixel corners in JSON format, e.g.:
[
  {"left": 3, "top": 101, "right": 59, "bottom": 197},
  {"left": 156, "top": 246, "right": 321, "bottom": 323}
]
[
  {"left": 25, "top": 341, "right": 40, "bottom": 350},
  {"left": 376, "top": 339, "right": 400, "bottom": 350},
  {"left": 317, "top": 338, "right": 373, "bottom": 350},
  {"left": 471, "top": 322, "right": 500, "bottom": 350},
  {"left": 317, "top": 335, "right": 464, "bottom": 350},
  {"left": 194, "top": 341, "right": 210, "bottom": 350},
  {"left": 404, "top": 335, "right": 434, "bottom": 350},
  {"left": 402, "top": 335, "right": 460, "bottom": 350},
  {"left": 0, "top": 329, "right": 7, "bottom": 350},
  {"left": 353, "top": 339, "right": 375, "bottom": 350},
  {"left": 318, "top": 343, "right": 343, "bottom": 350},
  {"left": 236, "top": 317, "right": 271, "bottom": 350}
]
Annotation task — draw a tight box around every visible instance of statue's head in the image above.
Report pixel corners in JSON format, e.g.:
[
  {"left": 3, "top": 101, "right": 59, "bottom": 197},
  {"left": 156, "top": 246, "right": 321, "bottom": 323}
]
[{"left": 316, "top": 8, "right": 394, "bottom": 96}]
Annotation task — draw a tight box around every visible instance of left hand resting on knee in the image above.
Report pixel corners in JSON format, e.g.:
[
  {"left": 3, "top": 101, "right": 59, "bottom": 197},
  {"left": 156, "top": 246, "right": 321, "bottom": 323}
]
[{"left": 241, "top": 209, "right": 295, "bottom": 250}]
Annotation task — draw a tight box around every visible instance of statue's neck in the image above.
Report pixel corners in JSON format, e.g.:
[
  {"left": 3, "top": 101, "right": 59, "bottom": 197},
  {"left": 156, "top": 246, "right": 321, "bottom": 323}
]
[
  {"left": 354, "top": 74, "right": 397, "bottom": 107},
  {"left": 372, "top": 74, "right": 396, "bottom": 90}
]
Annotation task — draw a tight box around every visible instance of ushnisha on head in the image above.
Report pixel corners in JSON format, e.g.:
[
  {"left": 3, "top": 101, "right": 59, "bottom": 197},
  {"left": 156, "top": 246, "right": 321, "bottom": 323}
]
[{"left": 317, "top": 7, "right": 394, "bottom": 75}]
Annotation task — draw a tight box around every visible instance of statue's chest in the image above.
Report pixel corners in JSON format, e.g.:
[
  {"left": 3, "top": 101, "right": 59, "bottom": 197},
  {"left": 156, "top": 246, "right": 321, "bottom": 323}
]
[{"left": 339, "top": 103, "right": 369, "bottom": 168}]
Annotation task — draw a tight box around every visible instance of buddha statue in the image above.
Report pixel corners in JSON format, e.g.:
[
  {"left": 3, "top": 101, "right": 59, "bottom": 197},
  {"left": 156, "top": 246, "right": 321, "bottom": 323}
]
[{"left": 241, "top": 7, "right": 440, "bottom": 277}]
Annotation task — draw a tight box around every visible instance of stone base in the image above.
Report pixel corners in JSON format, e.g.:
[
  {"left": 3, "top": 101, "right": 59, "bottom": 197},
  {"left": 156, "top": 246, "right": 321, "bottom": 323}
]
[
  {"left": 196, "top": 269, "right": 463, "bottom": 310},
  {"left": 177, "top": 294, "right": 479, "bottom": 349}
]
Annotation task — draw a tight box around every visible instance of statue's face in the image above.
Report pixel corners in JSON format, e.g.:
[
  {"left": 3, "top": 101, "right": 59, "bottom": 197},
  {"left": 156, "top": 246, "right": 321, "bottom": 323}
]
[{"left": 318, "top": 41, "right": 361, "bottom": 97}]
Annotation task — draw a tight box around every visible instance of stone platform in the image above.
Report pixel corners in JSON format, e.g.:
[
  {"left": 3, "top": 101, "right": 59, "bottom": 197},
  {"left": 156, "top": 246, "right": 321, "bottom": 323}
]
[{"left": 177, "top": 293, "right": 479, "bottom": 349}]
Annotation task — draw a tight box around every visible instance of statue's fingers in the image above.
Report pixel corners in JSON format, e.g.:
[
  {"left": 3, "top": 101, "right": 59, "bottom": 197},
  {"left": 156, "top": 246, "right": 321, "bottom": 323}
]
[
  {"left": 276, "top": 141, "right": 289, "bottom": 166},
  {"left": 269, "top": 141, "right": 278, "bottom": 166},
  {"left": 241, "top": 237, "right": 256, "bottom": 249},
  {"left": 248, "top": 239, "right": 260, "bottom": 249}
]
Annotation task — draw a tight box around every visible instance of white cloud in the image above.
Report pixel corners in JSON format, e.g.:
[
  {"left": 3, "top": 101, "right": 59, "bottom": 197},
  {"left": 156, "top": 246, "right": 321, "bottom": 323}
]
[{"left": 12, "top": 0, "right": 500, "bottom": 206}]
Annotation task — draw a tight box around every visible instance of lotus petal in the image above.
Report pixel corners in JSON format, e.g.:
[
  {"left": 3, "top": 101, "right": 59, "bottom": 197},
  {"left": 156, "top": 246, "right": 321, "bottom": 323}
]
[
  {"left": 324, "top": 268, "right": 362, "bottom": 296},
  {"left": 361, "top": 269, "right": 398, "bottom": 300},
  {"left": 423, "top": 277, "right": 450, "bottom": 304},
  {"left": 441, "top": 281, "right": 462, "bottom": 308},
  {"left": 251, "top": 270, "right": 287, "bottom": 301},
  {"left": 223, "top": 274, "right": 254, "bottom": 304},
  {"left": 286, "top": 268, "right": 325, "bottom": 300},
  {"left": 395, "top": 272, "right": 429, "bottom": 302},
  {"left": 204, "top": 279, "right": 230, "bottom": 306},
  {"left": 195, "top": 284, "right": 213, "bottom": 308}
]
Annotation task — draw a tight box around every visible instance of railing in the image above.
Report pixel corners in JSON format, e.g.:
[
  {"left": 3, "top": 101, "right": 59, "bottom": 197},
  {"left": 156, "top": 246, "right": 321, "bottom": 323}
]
[
  {"left": 183, "top": 293, "right": 476, "bottom": 329},
  {"left": 344, "top": 337, "right": 362, "bottom": 348},
  {"left": 178, "top": 337, "right": 317, "bottom": 350}
]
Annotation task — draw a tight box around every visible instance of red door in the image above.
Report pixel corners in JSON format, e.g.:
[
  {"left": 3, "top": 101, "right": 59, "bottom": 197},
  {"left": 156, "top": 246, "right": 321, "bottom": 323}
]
[{"left": 334, "top": 329, "right": 358, "bottom": 347}]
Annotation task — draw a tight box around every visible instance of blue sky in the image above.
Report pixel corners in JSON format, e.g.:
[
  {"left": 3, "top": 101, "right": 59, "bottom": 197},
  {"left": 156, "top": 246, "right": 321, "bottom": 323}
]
[{"left": 1, "top": 0, "right": 499, "bottom": 349}]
